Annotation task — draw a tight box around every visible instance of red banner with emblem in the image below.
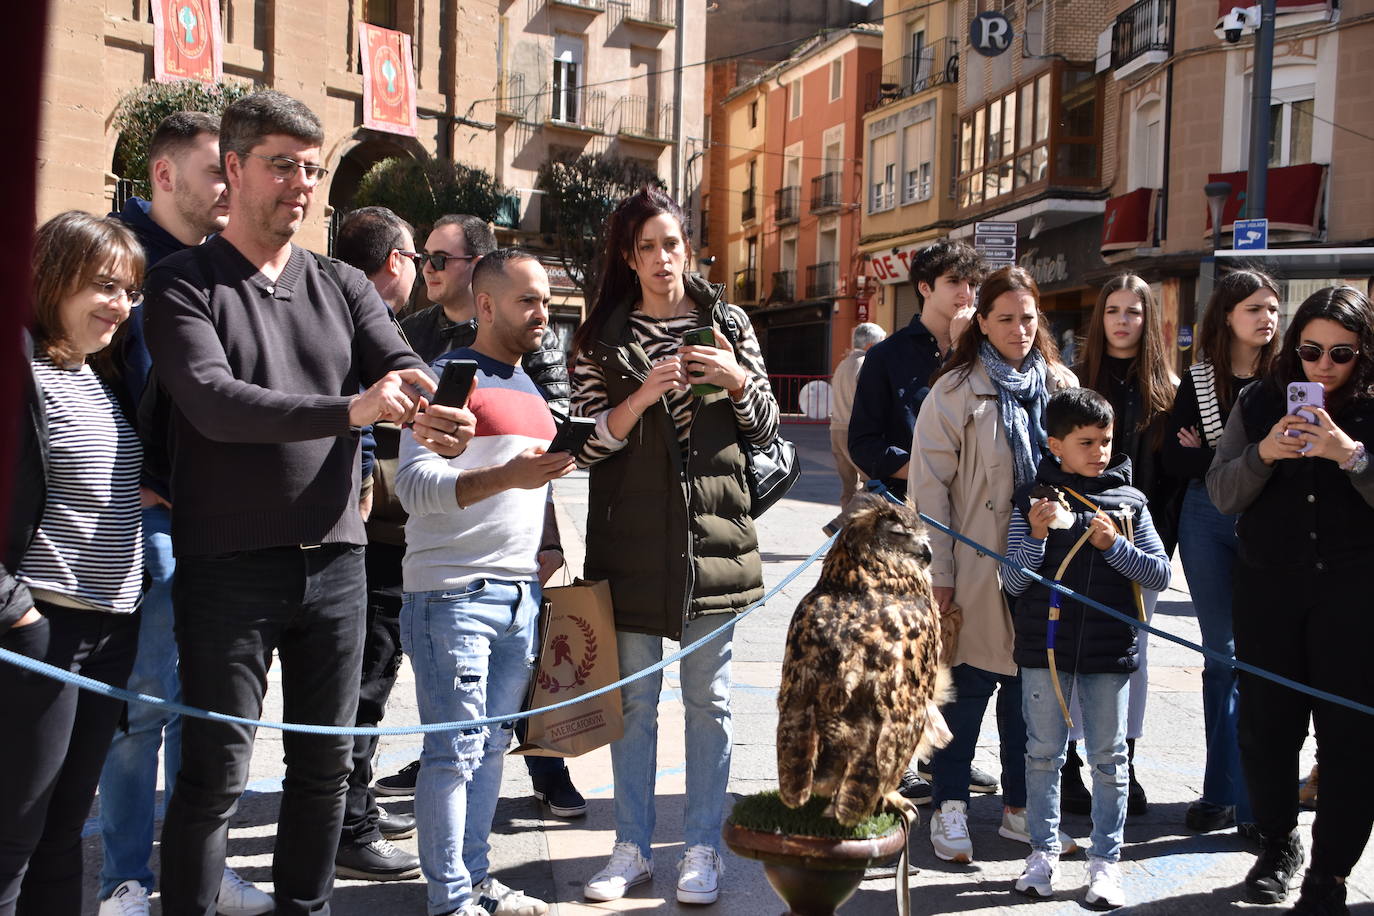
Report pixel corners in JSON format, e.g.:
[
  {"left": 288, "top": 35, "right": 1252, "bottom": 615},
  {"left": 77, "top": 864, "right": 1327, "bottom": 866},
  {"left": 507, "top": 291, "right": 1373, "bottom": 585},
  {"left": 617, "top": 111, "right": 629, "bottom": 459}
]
[
  {"left": 1203, "top": 163, "right": 1328, "bottom": 236},
  {"left": 1101, "top": 187, "right": 1157, "bottom": 253},
  {"left": 359, "top": 24, "right": 418, "bottom": 138},
  {"left": 151, "top": 0, "right": 223, "bottom": 83}
]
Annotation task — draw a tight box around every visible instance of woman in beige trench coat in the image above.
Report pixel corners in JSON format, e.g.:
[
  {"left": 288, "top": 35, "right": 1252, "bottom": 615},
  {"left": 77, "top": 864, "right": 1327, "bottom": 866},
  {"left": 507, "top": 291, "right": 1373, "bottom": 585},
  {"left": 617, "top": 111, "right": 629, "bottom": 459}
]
[{"left": 911, "top": 266, "right": 1076, "bottom": 864}]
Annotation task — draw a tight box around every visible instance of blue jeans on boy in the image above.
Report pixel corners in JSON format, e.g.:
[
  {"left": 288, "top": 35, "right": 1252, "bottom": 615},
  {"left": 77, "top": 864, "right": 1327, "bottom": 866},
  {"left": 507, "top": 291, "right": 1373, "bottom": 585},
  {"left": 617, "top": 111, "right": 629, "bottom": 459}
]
[
  {"left": 931, "top": 664, "right": 1027, "bottom": 808},
  {"left": 98, "top": 504, "right": 182, "bottom": 897},
  {"left": 402, "top": 579, "right": 539, "bottom": 916},
  {"left": 1177, "top": 481, "right": 1252, "bottom": 822},
  {"left": 1023, "top": 667, "right": 1129, "bottom": 861},
  {"left": 611, "top": 614, "right": 733, "bottom": 858}
]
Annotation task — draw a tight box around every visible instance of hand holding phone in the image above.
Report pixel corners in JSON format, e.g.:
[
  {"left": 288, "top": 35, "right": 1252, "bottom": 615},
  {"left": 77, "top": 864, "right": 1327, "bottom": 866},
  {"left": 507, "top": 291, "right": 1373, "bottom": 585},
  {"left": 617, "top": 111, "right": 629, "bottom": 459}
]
[
  {"left": 1285, "top": 381, "right": 1325, "bottom": 455},
  {"left": 681, "top": 326, "right": 723, "bottom": 396},
  {"left": 432, "top": 359, "right": 478, "bottom": 409},
  {"left": 548, "top": 416, "right": 596, "bottom": 456}
]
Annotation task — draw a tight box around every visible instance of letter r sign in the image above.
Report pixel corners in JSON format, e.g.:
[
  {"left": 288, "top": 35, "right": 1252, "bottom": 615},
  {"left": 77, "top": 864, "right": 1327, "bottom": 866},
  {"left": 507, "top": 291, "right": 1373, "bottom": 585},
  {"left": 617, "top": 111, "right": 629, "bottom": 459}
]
[{"left": 970, "top": 11, "right": 1013, "bottom": 57}]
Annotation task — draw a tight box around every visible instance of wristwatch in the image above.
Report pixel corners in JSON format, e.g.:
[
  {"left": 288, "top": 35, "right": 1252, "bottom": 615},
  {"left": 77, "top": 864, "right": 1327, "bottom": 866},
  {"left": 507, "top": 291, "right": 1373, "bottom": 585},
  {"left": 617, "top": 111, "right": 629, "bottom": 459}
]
[{"left": 1341, "top": 441, "right": 1368, "bottom": 475}]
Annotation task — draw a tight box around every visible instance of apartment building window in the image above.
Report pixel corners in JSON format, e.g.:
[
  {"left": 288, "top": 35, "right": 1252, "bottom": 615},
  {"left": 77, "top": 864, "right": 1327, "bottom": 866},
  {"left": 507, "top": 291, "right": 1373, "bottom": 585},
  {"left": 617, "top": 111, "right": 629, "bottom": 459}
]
[
  {"left": 830, "top": 60, "right": 843, "bottom": 102},
  {"left": 902, "top": 117, "right": 934, "bottom": 203},
  {"left": 869, "top": 132, "right": 897, "bottom": 212},
  {"left": 748, "top": 100, "right": 758, "bottom": 128},
  {"left": 1131, "top": 98, "right": 1163, "bottom": 189},
  {"left": 790, "top": 81, "right": 803, "bottom": 120},
  {"left": 1269, "top": 93, "right": 1315, "bottom": 167},
  {"left": 909, "top": 26, "right": 928, "bottom": 87},
  {"left": 365, "top": 0, "right": 398, "bottom": 27},
  {"left": 957, "top": 68, "right": 1081, "bottom": 208},
  {"left": 552, "top": 36, "right": 584, "bottom": 122}
]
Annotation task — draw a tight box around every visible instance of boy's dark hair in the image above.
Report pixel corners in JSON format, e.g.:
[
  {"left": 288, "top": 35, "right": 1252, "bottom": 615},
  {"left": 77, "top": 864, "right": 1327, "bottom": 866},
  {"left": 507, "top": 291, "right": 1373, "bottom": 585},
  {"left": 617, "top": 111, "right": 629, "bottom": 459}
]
[
  {"left": 219, "top": 90, "right": 324, "bottom": 168},
  {"left": 1046, "top": 387, "right": 1115, "bottom": 440},
  {"left": 908, "top": 239, "right": 984, "bottom": 310},
  {"left": 334, "top": 206, "right": 414, "bottom": 276},
  {"left": 472, "top": 247, "right": 540, "bottom": 296},
  {"left": 432, "top": 213, "right": 496, "bottom": 257},
  {"left": 146, "top": 111, "right": 221, "bottom": 180}
]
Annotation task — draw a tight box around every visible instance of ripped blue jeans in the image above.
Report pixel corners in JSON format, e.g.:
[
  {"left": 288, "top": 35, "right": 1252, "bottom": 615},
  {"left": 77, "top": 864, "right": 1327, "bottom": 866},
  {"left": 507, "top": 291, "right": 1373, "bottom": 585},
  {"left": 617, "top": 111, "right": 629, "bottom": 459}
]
[
  {"left": 402, "top": 579, "right": 539, "bottom": 916},
  {"left": 1022, "top": 667, "right": 1129, "bottom": 861}
]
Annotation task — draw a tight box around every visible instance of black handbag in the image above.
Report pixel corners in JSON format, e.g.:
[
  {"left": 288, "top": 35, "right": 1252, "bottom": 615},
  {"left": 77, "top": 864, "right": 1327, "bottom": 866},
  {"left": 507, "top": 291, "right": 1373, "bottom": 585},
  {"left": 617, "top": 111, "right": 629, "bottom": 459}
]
[{"left": 717, "top": 306, "right": 800, "bottom": 517}]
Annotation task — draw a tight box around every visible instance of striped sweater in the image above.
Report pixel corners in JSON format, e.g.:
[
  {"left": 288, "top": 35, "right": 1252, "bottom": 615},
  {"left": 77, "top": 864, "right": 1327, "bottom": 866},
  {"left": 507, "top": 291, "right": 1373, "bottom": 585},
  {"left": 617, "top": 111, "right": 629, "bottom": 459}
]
[
  {"left": 1003, "top": 502, "right": 1170, "bottom": 596},
  {"left": 21, "top": 356, "right": 143, "bottom": 613},
  {"left": 570, "top": 305, "right": 778, "bottom": 463}
]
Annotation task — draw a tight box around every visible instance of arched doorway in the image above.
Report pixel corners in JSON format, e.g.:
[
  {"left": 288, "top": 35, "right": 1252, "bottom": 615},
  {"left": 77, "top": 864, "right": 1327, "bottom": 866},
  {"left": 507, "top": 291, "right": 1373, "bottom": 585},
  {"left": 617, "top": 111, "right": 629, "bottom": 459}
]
[{"left": 324, "top": 129, "right": 428, "bottom": 253}]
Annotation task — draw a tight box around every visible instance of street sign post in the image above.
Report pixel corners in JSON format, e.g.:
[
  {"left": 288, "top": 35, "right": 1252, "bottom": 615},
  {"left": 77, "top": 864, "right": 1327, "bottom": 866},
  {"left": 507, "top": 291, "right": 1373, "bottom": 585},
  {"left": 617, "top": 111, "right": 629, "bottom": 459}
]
[{"left": 974, "top": 220, "right": 1018, "bottom": 268}]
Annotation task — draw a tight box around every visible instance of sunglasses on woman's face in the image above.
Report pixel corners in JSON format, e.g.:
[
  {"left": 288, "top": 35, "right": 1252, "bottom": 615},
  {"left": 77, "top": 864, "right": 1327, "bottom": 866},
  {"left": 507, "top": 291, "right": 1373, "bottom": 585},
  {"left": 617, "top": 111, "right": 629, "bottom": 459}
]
[{"left": 1296, "top": 343, "right": 1360, "bottom": 365}]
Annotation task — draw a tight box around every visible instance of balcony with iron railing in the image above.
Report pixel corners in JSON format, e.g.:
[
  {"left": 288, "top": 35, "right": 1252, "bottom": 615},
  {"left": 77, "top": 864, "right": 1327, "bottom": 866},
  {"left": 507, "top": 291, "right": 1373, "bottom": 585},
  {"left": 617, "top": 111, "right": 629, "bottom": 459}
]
[
  {"left": 734, "top": 268, "right": 757, "bottom": 303},
  {"left": 540, "top": 84, "right": 608, "bottom": 134},
  {"left": 497, "top": 72, "right": 528, "bottom": 120},
  {"left": 772, "top": 269, "right": 795, "bottom": 302},
  {"left": 774, "top": 185, "right": 800, "bottom": 224},
  {"left": 810, "top": 172, "right": 843, "bottom": 213},
  {"left": 549, "top": 0, "right": 605, "bottom": 14},
  {"left": 863, "top": 39, "right": 958, "bottom": 112},
  {"left": 742, "top": 187, "right": 757, "bottom": 222},
  {"left": 806, "top": 261, "right": 837, "bottom": 299},
  {"left": 1111, "top": 0, "right": 1171, "bottom": 78},
  {"left": 615, "top": 96, "right": 675, "bottom": 143},
  {"left": 609, "top": 0, "right": 675, "bottom": 28}
]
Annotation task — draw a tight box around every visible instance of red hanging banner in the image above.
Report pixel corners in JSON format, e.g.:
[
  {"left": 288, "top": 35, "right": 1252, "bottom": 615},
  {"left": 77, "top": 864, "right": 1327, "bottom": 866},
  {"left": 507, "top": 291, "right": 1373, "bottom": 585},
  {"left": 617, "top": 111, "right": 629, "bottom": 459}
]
[
  {"left": 151, "top": 0, "right": 223, "bottom": 83},
  {"left": 359, "top": 24, "right": 418, "bottom": 138}
]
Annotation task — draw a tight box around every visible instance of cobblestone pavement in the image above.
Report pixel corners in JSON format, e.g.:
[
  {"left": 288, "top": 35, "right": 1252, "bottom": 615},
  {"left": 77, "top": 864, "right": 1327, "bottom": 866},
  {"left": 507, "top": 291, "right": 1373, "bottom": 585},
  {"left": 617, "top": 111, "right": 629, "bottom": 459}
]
[{"left": 80, "top": 422, "right": 1369, "bottom": 914}]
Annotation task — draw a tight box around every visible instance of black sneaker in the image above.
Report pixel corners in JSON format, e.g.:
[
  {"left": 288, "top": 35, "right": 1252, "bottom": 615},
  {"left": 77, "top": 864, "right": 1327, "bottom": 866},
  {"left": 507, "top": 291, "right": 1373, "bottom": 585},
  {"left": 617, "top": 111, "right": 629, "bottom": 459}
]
[
  {"left": 1186, "top": 799, "right": 1236, "bottom": 833},
  {"left": 1127, "top": 763, "right": 1148, "bottom": 816},
  {"left": 374, "top": 760, "right": 420, "bottom": 797},
  {"left": 915, "top": 760, "right": 998, "bottom": 795},
  {"left": 1291, "top": 869, "right": 1350, "bottom": 915},
  {"left": 335, "top": 838, "right": 421, "bottom": 882},
  {"left": 1245, "top": 829, "right": 1304, "bottom": 904},
  {"left": 531, "top": 766, "right": 587, "bottom": 818},
  {"left": 376, "top": 805, "right": 415, "bottom": 841},
  {"left": 897, "top": 766, "right": 933, "bottom": 805}
]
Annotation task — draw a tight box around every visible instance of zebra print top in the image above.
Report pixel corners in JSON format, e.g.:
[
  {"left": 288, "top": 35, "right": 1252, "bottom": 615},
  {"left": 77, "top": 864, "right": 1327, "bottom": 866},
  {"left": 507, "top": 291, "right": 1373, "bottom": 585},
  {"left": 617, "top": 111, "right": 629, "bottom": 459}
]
[
  {"left": 21, "top": 355, "right": 143, "bottom": 613},
  {"left": 571, "top": 305, "right": 779, "bottom": 465}
]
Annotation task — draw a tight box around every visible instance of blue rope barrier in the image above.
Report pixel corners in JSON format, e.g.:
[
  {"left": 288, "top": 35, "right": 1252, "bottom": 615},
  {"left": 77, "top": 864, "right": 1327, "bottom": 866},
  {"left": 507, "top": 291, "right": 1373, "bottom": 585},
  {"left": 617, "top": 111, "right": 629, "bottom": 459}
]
[
  {"left": 868, "top": 483, "right": 1374, "bottom": 718},
  {"left": 0, "top": 531, "right": 837, "bottom": 736}
]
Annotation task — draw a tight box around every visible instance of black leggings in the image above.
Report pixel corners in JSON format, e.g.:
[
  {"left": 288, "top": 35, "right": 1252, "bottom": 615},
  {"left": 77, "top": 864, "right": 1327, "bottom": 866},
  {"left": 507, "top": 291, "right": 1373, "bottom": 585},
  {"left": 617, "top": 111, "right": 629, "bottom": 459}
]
[
  {"left": 1234, "top": 561, "right": 1374, "bottom": 877},
  {"left": 0, "top": 602, "right": 138, "bottom": 916}
]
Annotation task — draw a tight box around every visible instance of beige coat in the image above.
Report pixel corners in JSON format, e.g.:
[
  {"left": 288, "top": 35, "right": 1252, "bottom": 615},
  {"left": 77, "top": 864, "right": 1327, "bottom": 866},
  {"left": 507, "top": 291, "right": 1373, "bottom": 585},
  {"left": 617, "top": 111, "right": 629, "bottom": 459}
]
[{"left": 910, "top": 360, "right": 1077, "bottom": 676}]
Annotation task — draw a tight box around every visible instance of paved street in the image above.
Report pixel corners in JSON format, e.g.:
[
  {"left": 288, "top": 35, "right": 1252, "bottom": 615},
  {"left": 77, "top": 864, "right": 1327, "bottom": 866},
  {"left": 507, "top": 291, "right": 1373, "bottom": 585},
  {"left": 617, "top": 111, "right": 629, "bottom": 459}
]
[{"left": 80, "top": 421, "right": 1369, "bottom": 914}]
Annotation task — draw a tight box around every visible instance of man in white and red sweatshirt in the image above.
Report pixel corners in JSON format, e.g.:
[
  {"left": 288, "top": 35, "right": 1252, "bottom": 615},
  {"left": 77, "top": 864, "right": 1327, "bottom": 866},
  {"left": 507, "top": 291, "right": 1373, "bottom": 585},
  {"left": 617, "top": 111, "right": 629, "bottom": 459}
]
[{"left": 396, "top": 249, "right": 575, "bottom": 916}]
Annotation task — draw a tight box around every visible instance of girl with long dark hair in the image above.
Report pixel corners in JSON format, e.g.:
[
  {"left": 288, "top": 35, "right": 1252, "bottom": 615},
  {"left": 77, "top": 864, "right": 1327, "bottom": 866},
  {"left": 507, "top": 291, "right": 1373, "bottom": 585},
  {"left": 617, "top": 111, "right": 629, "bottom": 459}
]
[
  {"left": 1208, "top": 286, "right": 1374, "bottom": 912},
  {"left": 0, "top": 212, "right": 145, "bottom": 914},
  {"left": 911, "top": 266, "right": 1078, "bottom": 865},
  {"left": 569, "top": 187, "right": 779, "bottom": 906},
  {"left": 1061, "top": 275, "right": 1180, "bottom": 816},
  {"left": 1163, "top": 268, "right": 1280, "bottom": 839}
]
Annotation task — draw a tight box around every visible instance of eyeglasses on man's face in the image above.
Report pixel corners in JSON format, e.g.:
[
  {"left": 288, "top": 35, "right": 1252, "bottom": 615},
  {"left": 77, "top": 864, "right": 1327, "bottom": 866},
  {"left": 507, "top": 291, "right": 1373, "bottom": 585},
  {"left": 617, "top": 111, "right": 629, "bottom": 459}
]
[
  {"left": 394, "top": 250, "right": 426, "bottom": 266},
  {"left": 245, "top": 152, "right": 330, "bottom": 184},
  {"left": 421, "top": 251, "right": 478, "bottom": 271}
]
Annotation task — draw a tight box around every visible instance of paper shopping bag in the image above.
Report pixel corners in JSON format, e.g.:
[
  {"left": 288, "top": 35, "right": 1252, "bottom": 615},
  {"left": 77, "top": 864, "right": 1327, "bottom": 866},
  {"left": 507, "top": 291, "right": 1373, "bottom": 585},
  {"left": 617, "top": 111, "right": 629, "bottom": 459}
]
[{"left": 513, "top": 578, "right": 624, "bottom": 757}]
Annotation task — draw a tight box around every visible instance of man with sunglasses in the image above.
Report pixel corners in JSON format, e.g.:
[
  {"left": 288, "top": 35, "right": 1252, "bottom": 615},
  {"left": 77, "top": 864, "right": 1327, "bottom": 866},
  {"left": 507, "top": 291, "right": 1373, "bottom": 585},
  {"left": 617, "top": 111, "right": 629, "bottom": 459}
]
[{"left": 143, "top": 90, "right": 472, "bottom": 914}]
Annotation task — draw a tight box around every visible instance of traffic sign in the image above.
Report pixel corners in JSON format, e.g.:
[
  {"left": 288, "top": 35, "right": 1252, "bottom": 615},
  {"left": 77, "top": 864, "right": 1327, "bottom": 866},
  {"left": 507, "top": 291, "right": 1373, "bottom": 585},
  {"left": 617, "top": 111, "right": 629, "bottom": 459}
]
[
  {"left": 974, "top": 221, "right": 1018, "bottom": 268},
  {"left": 975, "top": 221, "right": 1017, "bottom": 234},
  {"left": 977, "top": 247, "right": 1017, "bottom": 260},
  {"left": 1234, "top": 218, "right": 1268, "bottom": 251}
]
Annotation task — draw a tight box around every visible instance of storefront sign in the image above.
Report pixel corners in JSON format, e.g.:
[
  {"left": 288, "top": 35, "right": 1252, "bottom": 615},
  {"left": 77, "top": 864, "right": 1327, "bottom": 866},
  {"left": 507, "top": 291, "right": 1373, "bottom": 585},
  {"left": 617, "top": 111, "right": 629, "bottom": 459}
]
[
  {"left": 152, "top": 0, "right": 223, "bottom": 83},
  {"left": 1016, "top": 217, "right": 1108, "bottom": 294},
  {"left": 870, "top": 244, "right": 921, "bottom": 286},
  {"left": 360, "top": 24, "right": 419, "bottom": 137}
]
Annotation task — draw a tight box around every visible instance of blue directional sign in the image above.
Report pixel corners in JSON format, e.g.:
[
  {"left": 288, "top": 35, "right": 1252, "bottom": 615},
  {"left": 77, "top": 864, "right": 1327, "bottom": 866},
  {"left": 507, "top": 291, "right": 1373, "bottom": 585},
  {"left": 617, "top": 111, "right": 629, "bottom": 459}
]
[{"left": 1234, "top": 218, "right": 1268, "bottom": 251}]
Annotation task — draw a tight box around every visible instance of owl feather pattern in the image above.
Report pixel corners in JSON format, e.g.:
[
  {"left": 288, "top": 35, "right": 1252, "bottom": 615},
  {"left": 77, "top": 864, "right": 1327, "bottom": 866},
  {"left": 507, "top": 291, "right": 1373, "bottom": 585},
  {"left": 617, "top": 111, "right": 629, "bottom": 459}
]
[{"left": 777, "top": 495, "right": 953, "bottom": 826}]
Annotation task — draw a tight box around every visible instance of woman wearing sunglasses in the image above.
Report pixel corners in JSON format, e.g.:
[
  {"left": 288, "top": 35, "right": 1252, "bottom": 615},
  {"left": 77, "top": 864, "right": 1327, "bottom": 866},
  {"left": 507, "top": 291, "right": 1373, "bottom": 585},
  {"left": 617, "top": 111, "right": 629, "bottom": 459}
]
[
  {"left": 1207, "top": 285, "right": 1374, "bottom": 914},
  {"left": 0, "top": 211, "right": 145, "bottom": 914},
  {"left": 1163, "top": 268, "right": 1279, "bottom": 841}
]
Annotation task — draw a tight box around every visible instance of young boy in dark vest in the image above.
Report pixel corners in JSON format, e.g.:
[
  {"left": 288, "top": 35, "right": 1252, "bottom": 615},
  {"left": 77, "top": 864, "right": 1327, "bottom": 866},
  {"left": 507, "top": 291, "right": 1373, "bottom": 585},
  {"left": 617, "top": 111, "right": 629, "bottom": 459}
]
[{"left": 1002, "top": 388, "right": 1171, "bottom": 910}]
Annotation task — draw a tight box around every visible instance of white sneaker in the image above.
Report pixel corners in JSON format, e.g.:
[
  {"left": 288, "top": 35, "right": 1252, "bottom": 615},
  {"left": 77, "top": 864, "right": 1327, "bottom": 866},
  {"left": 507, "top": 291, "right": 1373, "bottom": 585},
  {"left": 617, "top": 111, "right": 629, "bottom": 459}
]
[
  {"left": 1014, "top": 849, "right": 1059, "bottom": 899},
  {"left": 997, "top": 807, "right": 1083, "bottom": 854},
  {"left": 475, "top": 875, "right": 548, "bottom": 915},
  {"left": 218, "top": 867, "right": 274, "bottom": 916},
  {"left": 1085, "top": 856, "right": 1125, "bottom": 909},
  {"left": 930, "top": 800, "right": 973, "bottom": 863},
  {"left": 99, "top": 880, "right": 150, "bottom": 916},
  {"left": 584, "top": 842, "right": 654, "bottom": 901},
  {"left": 677, "top": 844, "right": 722, "bottom": 904}
]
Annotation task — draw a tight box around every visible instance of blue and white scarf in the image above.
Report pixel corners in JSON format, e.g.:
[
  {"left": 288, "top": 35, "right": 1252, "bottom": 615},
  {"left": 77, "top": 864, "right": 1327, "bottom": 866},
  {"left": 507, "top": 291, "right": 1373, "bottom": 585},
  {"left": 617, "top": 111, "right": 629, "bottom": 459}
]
[{"left": 979, "top": 340, "right": 1050, "bottom": 489}]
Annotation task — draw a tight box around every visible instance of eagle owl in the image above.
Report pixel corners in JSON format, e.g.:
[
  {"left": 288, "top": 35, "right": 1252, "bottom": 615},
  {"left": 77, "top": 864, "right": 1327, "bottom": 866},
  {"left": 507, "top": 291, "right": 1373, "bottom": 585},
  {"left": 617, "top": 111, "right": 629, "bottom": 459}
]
[{"left": 777, "top": 495, "right": 952, "bottom": 826}]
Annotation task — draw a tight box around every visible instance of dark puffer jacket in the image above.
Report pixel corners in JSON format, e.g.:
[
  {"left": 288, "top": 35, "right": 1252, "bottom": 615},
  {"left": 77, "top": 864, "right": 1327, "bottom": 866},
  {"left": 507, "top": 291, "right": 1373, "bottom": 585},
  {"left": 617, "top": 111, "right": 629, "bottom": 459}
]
[
  {"left": 582, "top": 277, "right": 764, "bottom": 639},
  {"left": 1011, "top": 456, "right": 1146, "bottom": 674}
]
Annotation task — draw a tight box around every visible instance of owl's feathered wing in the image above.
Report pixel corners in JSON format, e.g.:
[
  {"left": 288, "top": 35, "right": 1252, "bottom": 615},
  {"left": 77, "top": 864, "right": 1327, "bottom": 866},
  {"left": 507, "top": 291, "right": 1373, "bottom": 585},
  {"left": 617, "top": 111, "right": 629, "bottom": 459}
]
[{"left": 777, "top": 584, "right": 949, "bottom": 826}]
